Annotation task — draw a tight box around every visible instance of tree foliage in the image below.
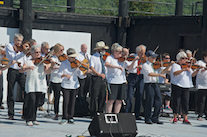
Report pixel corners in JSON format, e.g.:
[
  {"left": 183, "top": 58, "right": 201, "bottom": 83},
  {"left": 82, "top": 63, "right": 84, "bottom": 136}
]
[{"left": 12, "top": 0, "right": 203, "bottom": 16}]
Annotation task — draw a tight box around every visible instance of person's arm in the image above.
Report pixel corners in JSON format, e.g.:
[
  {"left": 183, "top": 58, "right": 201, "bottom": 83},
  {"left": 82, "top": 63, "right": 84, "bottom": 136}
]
[
  {"left": 126, "top": 56, "right": 139, "bottom": 70},
  {"left": 148, "top": 72, "right": 166, "bottom": 78},
  {"left": 105, "top": 61, "right": 123, "bottom": 71},
  {"left": 44, "top": 61, "right": 56, "bottom": 74},
  {"left": 19, "top": 63, "right": 35, "bottom": 73},
  {"left": 0, "top": 60, "right": 17, "bottom": 71},
  {"left": 6, "top": 43, "right": 25, "bottom": 61}
]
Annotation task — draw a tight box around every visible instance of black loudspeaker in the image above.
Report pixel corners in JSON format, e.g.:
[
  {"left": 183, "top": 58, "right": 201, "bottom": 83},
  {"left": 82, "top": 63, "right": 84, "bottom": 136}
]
[{"left": 88, "top": 113, "right": 138, "bottom": 137}]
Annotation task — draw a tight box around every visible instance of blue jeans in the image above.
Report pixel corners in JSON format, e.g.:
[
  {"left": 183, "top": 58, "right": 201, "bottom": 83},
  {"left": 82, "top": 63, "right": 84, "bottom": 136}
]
[{"left": 125, "top": 73, "right": 144, "bottom": 118}]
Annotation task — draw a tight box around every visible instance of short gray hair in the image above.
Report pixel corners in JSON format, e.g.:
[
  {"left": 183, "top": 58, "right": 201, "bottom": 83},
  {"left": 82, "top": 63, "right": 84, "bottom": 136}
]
[
  {"left": 31, "top": 45, "right": 41, "bottom": 53},
  {"left": 186, "top": 50, "right": 192, "bottom": 55},
  {"left": 136, "top": 44, "right": 146, "bottom": 52},
  {"left": 41, "top": 42, "right": 49, "bottom": 48},
  {"left": 111, "top": 43, "right": 123, "bottom": 53},
  {"left": 176, "top": 51, "right": 187, "bottom": 61},
  {"left": 14, "top": 33, "right": 24, "bottom": 39}
]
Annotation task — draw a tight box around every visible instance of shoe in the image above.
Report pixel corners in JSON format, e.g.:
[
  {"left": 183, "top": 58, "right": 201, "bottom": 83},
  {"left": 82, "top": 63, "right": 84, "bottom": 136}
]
[
  {"left": 8, "top": 116, "right": 14, "bottom": 120},
  {"left": 26, "top": 121, "right": 33, "bottom": 126},
  {"left": 197, "top": 117, "right": 203, "bottom": 121},
  {"left": 165, "top": 106, "right": 172, "bottom": 111},
  {"left": 136, "top": 117, "right": 142, "bottom": 120},
  {"left": 0, "top": 105, "right": 5, "bottom": 109},
  {"left": 68, "top": 118, "right": 75, "bottom": 124},
  {"left": 38, "top": 106, "right": 45, "bottom": 111},
  {"left": 183, "top": 119, "right": 192, "bottom": 125},
  {"left": 59, "top": 119, "right": 67, "bottom": 125},
  {"left": 173, "top": 118, "right": 178, "bottom": 124},
  {"left": 33, "top": 121, "right": 39, "bottom": 125},
  {"left": 145, "top": 119, "right": 153, "bottom": 124},
  {"left": 152, "top": 120, "right": 164, "bottom": 124},
  {"left": 54, "top": 114, "right": 59, "bottom": 120}
]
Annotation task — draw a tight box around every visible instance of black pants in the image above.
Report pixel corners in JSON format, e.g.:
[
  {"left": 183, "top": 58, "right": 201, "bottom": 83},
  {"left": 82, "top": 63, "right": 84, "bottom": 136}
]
[
  {"left": 78, "top": 73, "right": 91, "bottom": 98},
  {"left": 90, "top": 76, "right": 106, "bottom": 117},
  {"left": 0, "top": 74, "right": 3, "bottom": 106},
  {"left": 61, "top": 87, "right": 77, "bottom": 120},
  {"left": 171, "top": 84, "right": 189, "bottom": 115},
  {"left": 144, "top": 83, "right": 162, "bottom": 122},
  {"left": 197, "top": 89, "right": 207, "bottom": 117},
  {"left": 7, "top": 68, "right": 26, "bottom": 116},
  {"left": 24, "top": 92, "right": 42, "bottom": 122},
  {"left": 51, "top": 82, "right": 61, "bottom": 114}
]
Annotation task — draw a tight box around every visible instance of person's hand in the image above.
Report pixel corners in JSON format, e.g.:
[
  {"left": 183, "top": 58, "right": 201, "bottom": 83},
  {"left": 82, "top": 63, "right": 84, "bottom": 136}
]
[
  {"left": 11, "top": 60, "right": 17, "bottom": 64},
  {"left": 136, "top": 64, "right": 142, "bottom": 69},
  {"left": 66, "top": 74, "right": 71, "bottom": 80},
  {"left": 117, "top": 66, "right": 124, "bottom": 71},
  {"left": 100, "top": 73, "right": 105, "bottom": 80},
  {"left": 29, "top": 66, "right": 35, "bottom": 70},
  {"left": 159, "top": 74, "right": 166, "bottom": 79},
  {"left": 0, "top": 70, "right": 2, "bottom": 75}
]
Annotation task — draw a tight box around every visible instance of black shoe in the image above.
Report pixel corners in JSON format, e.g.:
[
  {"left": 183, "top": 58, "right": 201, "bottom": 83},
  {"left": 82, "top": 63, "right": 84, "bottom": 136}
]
[
  {"left": 136, "top": 117, "right": 142, "bottom": 120},
  {"left": 152, "top": 120, "right": 163, "bottom": 124},
  {"left": 8, "top": 116, "right": 14, "bottom": 120},
  {"left": 145, "top": 120, "right": 153, "bottom": 124}
]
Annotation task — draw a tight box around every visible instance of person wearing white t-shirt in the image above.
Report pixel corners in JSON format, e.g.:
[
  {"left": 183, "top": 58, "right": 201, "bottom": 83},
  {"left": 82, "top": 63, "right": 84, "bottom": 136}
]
[
  {"left": 89, "top": 41, "right": 109, "bottom": 117},
  {"left": 105, "top": 43, "right": 138, "bottom": 114},
  {"left": 142, "top": 50, "right": 165, "bottom": 124},
  {"left": 58, "top": 48, "right": 82, "bottom": 125},
  {"left": 76, "top": 44, "right": 92, "bottom": 98},
  {"left": 50, "top": 43, "right": 64, "bottom": 120},
  {"left": 170, "top": 51, "right": 200, "bottom": 125},
  {"left": 194, "top": 50, "right": 207, "bottom": 121},
  {"left": 19, "top": 45, "right": 55, "bottom": 126}
]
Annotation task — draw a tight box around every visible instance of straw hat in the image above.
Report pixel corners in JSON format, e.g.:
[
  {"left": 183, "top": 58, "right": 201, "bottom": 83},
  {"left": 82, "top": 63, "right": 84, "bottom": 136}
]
[{"left": 94, "top": 41, "right": 109, "bottom": 50}]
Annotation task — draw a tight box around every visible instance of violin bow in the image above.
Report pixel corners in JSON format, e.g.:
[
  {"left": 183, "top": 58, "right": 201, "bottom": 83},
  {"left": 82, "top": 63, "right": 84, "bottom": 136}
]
[
  {"left": 70, "top": 59, "right": 89, "bottom": 79},
  {"left": 35, "top": 49, "right": 54, "bottom": 67},
  {"left": 153, "top": 45, "right": 160, "bottom": 53}
]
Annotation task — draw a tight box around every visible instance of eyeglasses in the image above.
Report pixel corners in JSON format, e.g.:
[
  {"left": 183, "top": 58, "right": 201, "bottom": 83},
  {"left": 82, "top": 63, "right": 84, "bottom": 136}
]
[
  {"left": 181, "top": 57, "right": 187, "bottom": 60},
  {"left": 116, "top": 51, "right": 122, "bottom": 54},
  {"left": 60, "top": 49, "right": 64, "bottom": 52},
  {"left": 35, "top": 51, "right": 41, "bottom": 54},
  {"left": 165, "top": 57, "right": 170, "bottom": 59}
]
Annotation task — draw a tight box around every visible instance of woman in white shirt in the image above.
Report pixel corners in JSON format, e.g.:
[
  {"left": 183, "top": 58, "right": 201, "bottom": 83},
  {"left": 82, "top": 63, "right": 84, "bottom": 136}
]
[
  {"left": 57, "top": 48, "right": 82, "bottom": 125},
  {"left": 50, "top": 43, "right": 64, "bottom": 120},
  {"left": 105, "top": 43, "right": 138, "bottom": 113},
  {"left": 170, "top": 51, "right": 200, "bottom": 125},
  {"left": 19, "top": 45, "right": 55, "bottom": 126},
  {"left": 194, "top": 50, "right": 207, "bottom": 121}
]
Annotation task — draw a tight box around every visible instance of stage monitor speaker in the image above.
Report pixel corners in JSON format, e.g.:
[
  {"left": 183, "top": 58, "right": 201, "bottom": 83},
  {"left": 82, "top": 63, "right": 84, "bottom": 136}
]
[{"left": 88, "top": 113, "right": 138, "bottom": 137}]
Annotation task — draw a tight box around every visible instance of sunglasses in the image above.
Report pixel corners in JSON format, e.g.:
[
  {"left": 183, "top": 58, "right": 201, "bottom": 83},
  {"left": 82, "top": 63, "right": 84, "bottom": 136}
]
[
  {"left": 181, "top": 57, "right": 187, "bottom": 60},
  {"left": 165, "top": 57, "right": 170, "bottom": 59},
  {"left": 116, "top": 51, "right": 122, "bottom": 54}
]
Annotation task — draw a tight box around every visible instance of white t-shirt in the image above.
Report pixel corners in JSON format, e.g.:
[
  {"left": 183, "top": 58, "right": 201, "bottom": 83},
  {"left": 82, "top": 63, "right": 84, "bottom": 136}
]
[
  {"left": 50, "top": 55, "right": 62, "bottom": 83},
  {"left": 76, "top": 52, "right": 91, "bottom": 79},
  {"left": 105, "top": 55, "right": 129, "bottom": 84},
  {"left": 25, "top": 60, "right": 47, "bottom": 94},
  {"left": 170, "top": 63, "right": 193, "bottom": 88},
  {"left": 196, "top": 60, "right": 207, "bottom": 89},
  {"left": 142, "top": 61, "right": 157, "bottom": 83},
  {"left": 90, "top": 52, "right": 105, "bottom": 75},
  {"left": 57, "top": 60, "right": 81, "bottom": 89}
]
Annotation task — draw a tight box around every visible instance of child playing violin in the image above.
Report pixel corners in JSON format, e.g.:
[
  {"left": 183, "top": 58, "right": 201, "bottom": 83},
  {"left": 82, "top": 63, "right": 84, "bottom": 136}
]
[
  {"left": 19, "top": 45, "right": 55, "bottom": 126},
  {"left": 57, "top": 48, "right": 83, "bottom": 125}
]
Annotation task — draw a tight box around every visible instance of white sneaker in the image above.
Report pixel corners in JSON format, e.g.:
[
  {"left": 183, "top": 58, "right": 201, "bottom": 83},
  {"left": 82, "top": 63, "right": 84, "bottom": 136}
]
[
  {"left": 33, "top": 121, "right": 39, "bottom": 125},
  {"left": 26, "top": 121, "right": 33, "bottom": 126},
  {"left": 59, "top": 119, "right": 67, "bottom": 125}
]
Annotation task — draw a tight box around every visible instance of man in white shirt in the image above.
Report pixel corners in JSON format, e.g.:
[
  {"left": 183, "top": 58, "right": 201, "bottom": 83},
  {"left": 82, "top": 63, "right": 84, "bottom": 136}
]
[
  {"left": 6, "top": 33, "right": 30, "bottom": 120},
  {"left": 41, "top": 42, "right": 49, "bottom": 57},
  {"left": 142, "top": 50, "right": 165, "bottom": 124},
  {"left": 76, "top": 44, "right": 91, "bottom": 98},
  {"left": 89, "top": 41, "right": 108, "bottom": 117}
]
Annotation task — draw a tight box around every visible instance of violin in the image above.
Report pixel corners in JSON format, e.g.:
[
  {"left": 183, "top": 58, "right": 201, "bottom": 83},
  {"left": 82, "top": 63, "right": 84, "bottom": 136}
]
[
  {"left": 118, "top": 55, "right": 135, "bottom": 62},
  {"left": 152, "top": 60, "right": 172, "bottom": 69},
  {"left": 0, "top": 49, "right": 6, "bottom": 57},
  {"left": 0, "top": 57, "right": 21, "bottom": 67},
  {"left": 58, "top": 54, "right": 68, "bottom": 62},
  {"left": 71, "top": 59, "right": 89, "bottom": 73},
  {"left": 102, "top": 52, "right": 110, "bottom": 61}
]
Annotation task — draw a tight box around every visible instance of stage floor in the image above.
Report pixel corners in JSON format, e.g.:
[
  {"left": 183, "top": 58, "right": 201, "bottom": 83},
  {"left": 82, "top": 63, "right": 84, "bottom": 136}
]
[{"left": 0, "top": 102, "right": 207, "bottom": 137}]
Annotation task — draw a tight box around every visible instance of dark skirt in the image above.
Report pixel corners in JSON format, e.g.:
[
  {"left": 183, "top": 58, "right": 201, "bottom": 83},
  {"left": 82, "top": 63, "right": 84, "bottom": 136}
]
[{"left": 108, "top": 83, "right": 126, "bottom": 100}]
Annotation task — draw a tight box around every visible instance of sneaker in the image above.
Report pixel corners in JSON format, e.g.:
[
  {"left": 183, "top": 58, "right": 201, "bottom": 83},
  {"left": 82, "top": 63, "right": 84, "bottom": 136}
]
[
  {"left": 59, "top": 119, "right": 67, "bottom": 125},
  {"left": 68, "top": 118, "right": 75, "bottom": 124},
  {"left": 26, "top": 121, "right": 33, "bottom": 126},
  {"left": 183, "top": 119, "right": 192, "bottom": 125},
  {"left": 38, "top": 106, "right": 45, "bottom": 111},
  {"left": 197, "top": 117, "right": 203, "bottom": 121},
  {"left": 173, "top": 118, "right": 178, "bottom": 124},
  {"left": 165, "top": 106, "right": 172, "bottom": 111},
  {"left": 33, "top": 121, "right": 39, "bottom": 125}
]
